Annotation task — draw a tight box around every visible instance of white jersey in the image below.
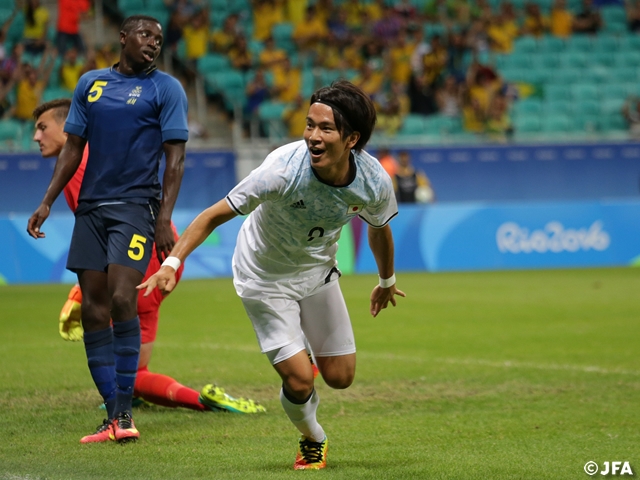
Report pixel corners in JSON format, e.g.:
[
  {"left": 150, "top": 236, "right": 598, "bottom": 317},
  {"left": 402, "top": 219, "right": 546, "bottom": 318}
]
[{"left": 226, "top": 140, "right": 398, "bottom": 279}]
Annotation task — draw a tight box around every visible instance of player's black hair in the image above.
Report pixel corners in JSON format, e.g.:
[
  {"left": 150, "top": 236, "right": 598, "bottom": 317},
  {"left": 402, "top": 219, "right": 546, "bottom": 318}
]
[
  {"left": 310, "top": 80, "right": 377, "bottom": 152},
  {"left": 33, "top": 98, "right": 71, "bottom": 123},
  {"left": 120, "top": 15, "right": 161, "bottom": 34}
]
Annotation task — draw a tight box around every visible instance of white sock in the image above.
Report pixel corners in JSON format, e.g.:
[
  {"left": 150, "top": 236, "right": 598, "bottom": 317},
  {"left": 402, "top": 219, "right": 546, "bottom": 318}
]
[{"left": 280, "top": 387, "right": 325, "bottom": 442}]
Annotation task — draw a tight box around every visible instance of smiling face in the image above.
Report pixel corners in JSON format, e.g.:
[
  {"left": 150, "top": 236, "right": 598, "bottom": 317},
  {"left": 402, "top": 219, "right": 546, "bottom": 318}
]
[
  {"left": 33, "top": 109, "right": 67, "bottom": 158},
  {"left": 303, "top": 102, "right": 359, "bottom": 184},
  {"left": 120, "top": 19, "right": 163, "bottom": 72}
]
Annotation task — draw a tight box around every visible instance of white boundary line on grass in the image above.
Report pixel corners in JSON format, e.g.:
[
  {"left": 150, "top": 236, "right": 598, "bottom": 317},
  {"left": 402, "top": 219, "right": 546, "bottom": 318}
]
[
  {"left": 358, "top": 352, "right": 640, "bottom": 377},
  {"left": 160, "top": 342, "right": 640, "bottom": 377}
]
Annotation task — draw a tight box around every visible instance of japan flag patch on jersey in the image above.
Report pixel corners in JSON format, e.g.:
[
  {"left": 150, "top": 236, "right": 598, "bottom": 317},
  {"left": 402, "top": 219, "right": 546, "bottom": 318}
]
[{"left": 347, "top": 204, "right": 364, "bottom": 214}]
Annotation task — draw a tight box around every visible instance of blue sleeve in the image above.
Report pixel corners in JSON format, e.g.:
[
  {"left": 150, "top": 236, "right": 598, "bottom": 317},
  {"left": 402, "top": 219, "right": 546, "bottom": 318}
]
[
  {"left": 157, "top": 74, "right": 189, "bottom": 143},
  {"left": 64, "top": 73, "right": 91, "bottom": 138}
]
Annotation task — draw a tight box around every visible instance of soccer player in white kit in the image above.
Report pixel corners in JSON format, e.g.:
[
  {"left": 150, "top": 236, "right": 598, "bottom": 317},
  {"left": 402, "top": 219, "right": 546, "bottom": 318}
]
[{"left": 139, "top": 80, "right": 405, "bottom": 470}]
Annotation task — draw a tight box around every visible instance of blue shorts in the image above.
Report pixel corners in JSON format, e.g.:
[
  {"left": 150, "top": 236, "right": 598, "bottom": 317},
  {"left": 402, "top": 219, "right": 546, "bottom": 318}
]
[{"left": 67, "top": 202, "right": 156, "bottom": 275}]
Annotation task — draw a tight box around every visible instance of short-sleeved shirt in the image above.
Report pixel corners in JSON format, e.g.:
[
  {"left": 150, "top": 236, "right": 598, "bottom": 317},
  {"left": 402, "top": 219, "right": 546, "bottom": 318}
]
[
  {"left": 65, "top": 65, "right": 188, "bottom": 206},
  {"left": 226, "top": 140, "right": 398, "bottom": 280}
]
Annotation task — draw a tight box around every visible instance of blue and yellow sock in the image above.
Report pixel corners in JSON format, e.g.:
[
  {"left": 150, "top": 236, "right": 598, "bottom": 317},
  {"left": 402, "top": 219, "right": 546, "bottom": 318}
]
[
  {"left": 83, "top": 327, "right": 116, "bottom": 418},
  {"left": 113, "top": 317, "right": 141, "bottom": 415}
]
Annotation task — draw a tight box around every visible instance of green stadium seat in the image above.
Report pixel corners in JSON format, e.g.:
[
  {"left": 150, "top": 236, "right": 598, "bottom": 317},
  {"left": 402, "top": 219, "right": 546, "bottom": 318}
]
[
  {"left": 271, "top": 22, "right": 295, "bottom": 52},
  {"left": 565, "top": 35, "right": 593, "bottom": 52},
  {"left": 147, "top": 0, "right": 168, "bottom": 8},
  {"left": 574, "top": 99, "right": 600, "bottom": 116},
  {"left": 613, "top": 50, "right": 640, "bottom": 68},
  {"left": 513, "top": 113, "right": 542, "bottom": 132},
  {"left": 601, "top": 84, "right": 628, "bottom": 102},
  {"left": 544, "top": 84, "right": 571, "bottom": 102},
  {"left": 600, "top": 113, "right": 627, "bottom": 131},
  {"left": 118, "top": 0, "right": 145, "bottom": 15},
  {"left": 600, "top": 6, "right": 626, "bottom": 31},
  {"left": 204, "top": 70, "right": 245, "bottom": 109},
  {"left": 592, "top": 34, "right": 619, "bottom": 53},
  {"left": 502, "top": 52, "right": 532, "bottom": 69},
  {"left": 530, "top": 52, "right": 560, "bottom": 69},
  {"left": 600, "top": 98, "right": 625, "bottom": 115},
  {"left": 513, "top": 35, "right": 538, "bottom": 54},
  {"left": 208, "top": 0, "right": 229, "bottom": 9},
  {"left": 547, "top": 68, "right": 581, "bottom": 85},
  {"left": 42, "top": 87, "right": 73, "bottom": 102},
  {"left": 513, "top": 99, "right": 543, "bottom": 115},
  {"left": 0, "top": 119, "right": 22, "bottom": 152},
  {"left": 543, "top": 99, "right": 572, "bottom": 115},
  {"left": 6, "top": 11, "right": 24, "bottom": 44},
  {"left": 572, "top": 83, "right": 599, "bottom": 101},
  {"left": 580, "top": 67, "right": 610, "bottom": 85},
  {"left": 538, "top": 35, "right": 566, "bottom": 53},
  {"left": 227, "top": 0, "right": 250, "bottom": 14},
  {"left": 560, "top": 51, "right": 588, "bottom": 69},
  {"left": 619, "top": 34, "right": 640, "bottom": 51},
  {"left": 610, "top": 66, "right": 639, "bottom": 84},
  {"left": 592, "top": 51, "right": 615, "bottom": 68},
  {"left": 258, "top": 101, "right": 288, "bottom": 138},
  {"left": 197, "top": 54, "right": 231, "bottom": 75},
  {"left": 573, "top": 114, "right": 600, "bottom": 132},
  {"left": 398, "top": 114, "right": 426, "bottom": 136},
  {"left": 541, "top": 113, "right": 576, "bottom": 132}
]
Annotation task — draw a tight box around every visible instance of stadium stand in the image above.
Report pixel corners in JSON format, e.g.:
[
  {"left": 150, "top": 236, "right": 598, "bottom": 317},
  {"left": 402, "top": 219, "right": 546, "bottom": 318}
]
[{"left": 0, "top": 0, "right": 636, "bottom": 148}]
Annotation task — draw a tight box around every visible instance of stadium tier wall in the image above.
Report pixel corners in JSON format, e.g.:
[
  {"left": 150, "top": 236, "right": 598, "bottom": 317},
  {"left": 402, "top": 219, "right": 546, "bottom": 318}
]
[{"left": 2, "top": 142, "right": 639, "bottom": 284}]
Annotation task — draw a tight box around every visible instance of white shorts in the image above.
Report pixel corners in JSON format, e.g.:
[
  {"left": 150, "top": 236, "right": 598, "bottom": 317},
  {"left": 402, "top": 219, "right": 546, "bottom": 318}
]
[{"left": 233, "top": 266, "right": 356, "bottom": 365}]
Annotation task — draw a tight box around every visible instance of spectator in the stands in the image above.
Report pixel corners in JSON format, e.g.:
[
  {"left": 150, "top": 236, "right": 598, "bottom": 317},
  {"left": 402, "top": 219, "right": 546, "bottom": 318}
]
[
  {"left": 625, "top": 0, "right": 640, "bottom": 31},
  {"left": 271, "top": 57, "right": 301, "bottom": 102},
  {"left": 327, "top": 7, "right": 350, "bottom": 43},
  {"left": 550, "top": 0, "right": 574, "bottom": 37},
  {"left": 23, "top": 0, "right": 49, "bottom": 55},
  {"left": 445, "top": 30, "right": 467, "bottom": 80},
  {"left": 56, "top": 0, "right": 89, "bottom": 55},
  {"left": 521, "top": 3, "right": 549, "bottom": 37},
  {"left": 259, "top": 36, "right": 287, "bottom": 72},
  {"left": 228, "top": 35, "right": 254, "bottom": 72},
  {"left": 372, "top": 5, "right": 402, "bottom": 44},
  {"left": 252, "top": 0, "right": 285, "bottom": 42},
  {"left": 292, "top": 5, "right": 329, "bottom": 53},
  {"left": 94, "top": 42, "right": 117, "bottom": 69},
  {"left": 436, "top": 74, "right": 463, "bottom": 118},
  {"left": 388, "top": 29, "right": 414, "bottom": 88},
  {"left": 484, "top": 92, "right": 513, "bottom": 143},
  {"left": 376, "top": 90, "right": 405, "bottom": 136},
  {"left": 60, "top": 46, "right": 84, "bottom": 92},
  {"left": 14, "top": 47, "right": 57, "bottom": 121},
  {"left": 165, "top": 10, "right": 185, "bottom": 52},
  {"left": 343, "top": 0, "right": 367, "bottom": 29},
  {"left": 210, "top": 14, "right": 241, "bottom": 54},
  {"left": 244, "top": 67, "right": 271, "bottom": 136},
  {"left": 0, "top": 43, "right": 23, "bottom": 86},
  {"left": 282, "top": 94, "right": 308, "bottom": 138},
  {"left": 487, "top": 11, "right": 518, "bottom": 53},
  {"left": 182, "top": 9, "right": 209, "bottom": 78},
  {"left": 466, "top": 18, "right": 491, "bottom": 53},
  {"left": 352, "top": 61, "right": 384, "bottom": 100},
  {"left": 0, "top": 9, "right": 18, "bottom": 62},
  {"left": 573, "top": 0, "right": 603, "bottom": 33}
]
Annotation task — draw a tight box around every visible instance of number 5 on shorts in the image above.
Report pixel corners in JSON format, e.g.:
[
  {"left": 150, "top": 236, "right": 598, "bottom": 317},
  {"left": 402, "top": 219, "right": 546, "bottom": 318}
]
[{"left": 128, "top": 234, "right": 147, "bottom": 261}]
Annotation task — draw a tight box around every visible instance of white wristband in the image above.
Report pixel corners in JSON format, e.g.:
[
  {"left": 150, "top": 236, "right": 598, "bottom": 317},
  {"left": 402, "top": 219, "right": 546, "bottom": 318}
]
[
  {"left": 162, "top": 256, "right": 182, "bottom": 271},
  {"left": 379, "top": 274, "right": 396, "bottom": 288}
]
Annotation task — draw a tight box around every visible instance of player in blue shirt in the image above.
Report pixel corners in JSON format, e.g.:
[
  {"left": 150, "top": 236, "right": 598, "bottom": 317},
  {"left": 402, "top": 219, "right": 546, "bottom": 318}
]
[{"left": 27, "top": 15, "right": 188, "bottom": 444}]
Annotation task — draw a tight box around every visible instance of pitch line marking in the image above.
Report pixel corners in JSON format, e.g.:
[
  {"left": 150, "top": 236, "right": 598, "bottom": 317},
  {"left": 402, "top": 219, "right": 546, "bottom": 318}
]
[{"left": 158, "top": 342, "right": 640, "bottom": 377}]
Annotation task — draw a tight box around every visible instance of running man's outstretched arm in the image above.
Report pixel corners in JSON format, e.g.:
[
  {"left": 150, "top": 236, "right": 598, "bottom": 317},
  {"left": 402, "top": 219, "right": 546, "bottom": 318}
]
[
  {"left": 138, "top": 198, "right": 237, "bottom": 296},
  {"left": 367, "top": 224, "right": 406, "bottom": 317},
  {"left": 27, "top": 134, "right": 87, "bottom": 238}
]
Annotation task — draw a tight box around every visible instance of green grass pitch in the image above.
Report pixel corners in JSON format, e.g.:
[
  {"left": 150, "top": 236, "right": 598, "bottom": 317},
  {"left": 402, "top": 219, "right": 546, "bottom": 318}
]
[{"left": 1, "top": 268, "right": 639, "bottom": 479}]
